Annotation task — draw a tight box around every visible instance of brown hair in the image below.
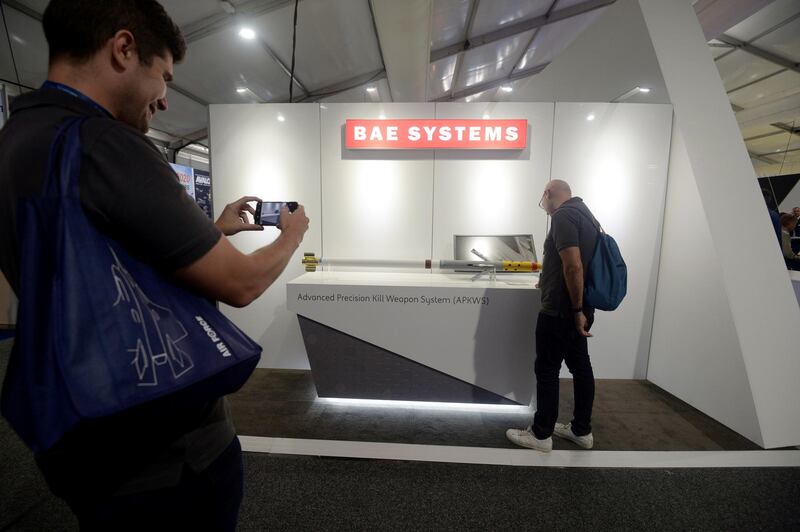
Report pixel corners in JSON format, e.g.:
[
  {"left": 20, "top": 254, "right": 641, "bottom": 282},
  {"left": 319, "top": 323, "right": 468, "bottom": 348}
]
[{"left": 42, "top": 0, "right": 186, "bottom": 65}]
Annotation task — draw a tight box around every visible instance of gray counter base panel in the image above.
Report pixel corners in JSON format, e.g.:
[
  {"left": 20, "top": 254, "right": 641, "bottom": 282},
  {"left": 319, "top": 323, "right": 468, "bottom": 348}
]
[{"left": 298, "top": 316, "right": 520, "bottom": 405}]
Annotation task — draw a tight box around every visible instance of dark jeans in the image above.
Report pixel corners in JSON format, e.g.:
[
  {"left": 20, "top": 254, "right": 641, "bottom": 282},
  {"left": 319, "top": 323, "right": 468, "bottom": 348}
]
[
  {"left": 65, "top": 436, "right": 244, "bottom": 532},
  {"left": 532, "top": 312, "right": 595, "bottom": 440}
]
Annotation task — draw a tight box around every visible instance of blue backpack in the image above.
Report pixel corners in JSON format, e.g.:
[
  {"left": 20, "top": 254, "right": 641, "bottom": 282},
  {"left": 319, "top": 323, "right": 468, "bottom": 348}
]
[
  {"left": 563, "top": 206, "right": 627, "bottom": 311},
  {"left": 1, "top": 118, "right": 262, "bottom": 453}
]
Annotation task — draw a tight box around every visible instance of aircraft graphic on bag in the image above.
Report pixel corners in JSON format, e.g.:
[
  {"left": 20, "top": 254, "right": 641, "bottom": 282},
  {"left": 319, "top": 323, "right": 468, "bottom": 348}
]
[{"left": 109, "top": 247, "right": 194, "bottom": 386}]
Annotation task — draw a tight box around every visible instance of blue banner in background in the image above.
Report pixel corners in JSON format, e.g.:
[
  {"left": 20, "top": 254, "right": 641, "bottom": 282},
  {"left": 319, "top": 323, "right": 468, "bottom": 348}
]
[
  {"left": 170, "top": 163, "right": 195, "bottom": 200},
  {"left": 194, "top": 169, "right": 214, "bottom": 220}
]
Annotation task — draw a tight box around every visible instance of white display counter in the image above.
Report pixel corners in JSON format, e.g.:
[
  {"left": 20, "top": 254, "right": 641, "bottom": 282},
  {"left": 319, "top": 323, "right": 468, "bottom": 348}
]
[{"left": 287, "top": 271, "right": 540, "bottom": 405}]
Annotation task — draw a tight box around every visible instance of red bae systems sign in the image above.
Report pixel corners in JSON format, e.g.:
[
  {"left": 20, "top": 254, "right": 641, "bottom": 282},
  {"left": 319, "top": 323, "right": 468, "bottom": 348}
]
[{"left": 345, "top": 119, "right": 528, "bottom": 150}]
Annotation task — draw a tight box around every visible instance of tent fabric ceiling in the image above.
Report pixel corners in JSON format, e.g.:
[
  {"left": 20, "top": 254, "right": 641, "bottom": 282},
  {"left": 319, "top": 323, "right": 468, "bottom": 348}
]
[
  {"left": 710, "top": 0, "right": 800, "bottom": 176},
  {"left": 0, "top": 0, "right": 798, "bottom": 176}
]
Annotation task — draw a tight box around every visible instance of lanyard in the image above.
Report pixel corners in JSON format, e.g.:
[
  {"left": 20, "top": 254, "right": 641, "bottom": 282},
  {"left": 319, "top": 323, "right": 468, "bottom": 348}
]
[{"left": 41, "top": 81, "right": 113, "bottom": 118}]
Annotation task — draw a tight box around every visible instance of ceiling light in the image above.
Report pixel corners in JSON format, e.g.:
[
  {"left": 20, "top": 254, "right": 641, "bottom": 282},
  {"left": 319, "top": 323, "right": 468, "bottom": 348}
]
[
  {"left": 612, "top": 85, "right": 651, "bottom": 102},
  {"left": 366, "top": 86, "right": 377, "bottom": 93},
  {"left": 586, "top": 114, "right": 596, "bottom": 121},
  {"left": 277, "top": 114, "right": 285, "bottom": 122},
  {"left": 378, "top": 113, "right": 386, "bottom": 119},
  {"left": 236, "top": 87, "right": 247, "bottom": 94},
  {"left": 482, "top": 113, "right": 490, "bottom": 119},
  {"left": 500, "top": 85, "right": 513, "bottom": 93},
  {"left": 238, "top": 27, "right": 256, "bottom": 40}
]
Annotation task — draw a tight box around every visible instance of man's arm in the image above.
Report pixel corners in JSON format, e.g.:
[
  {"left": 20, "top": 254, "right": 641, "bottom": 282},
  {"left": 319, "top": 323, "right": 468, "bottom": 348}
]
[
  {"left": 174, "top": 205, "right": 309, "bottom": 307},
  {"left": 559, "top": 246, "right": 592, "bottom": 338}
]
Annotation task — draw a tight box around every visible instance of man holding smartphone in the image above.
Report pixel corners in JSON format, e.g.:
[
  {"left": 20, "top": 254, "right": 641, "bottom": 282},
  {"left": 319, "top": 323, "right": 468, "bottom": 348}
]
[{"left": 0, "top": 1, "right": 308, "bottom": 530}]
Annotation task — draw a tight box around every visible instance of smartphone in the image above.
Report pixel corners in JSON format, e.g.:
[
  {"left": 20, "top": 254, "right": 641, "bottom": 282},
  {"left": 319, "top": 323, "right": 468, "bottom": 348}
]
[{"left": 254, "top": 201, "right": 299, "bottom": 226}]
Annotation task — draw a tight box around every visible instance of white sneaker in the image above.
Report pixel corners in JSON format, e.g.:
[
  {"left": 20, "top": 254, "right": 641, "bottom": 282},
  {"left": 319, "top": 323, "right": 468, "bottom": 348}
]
[
  {"left": 554, "top": 422, "right": 594, "bottom": 449},
  {"left": 506, "top": 426, "right": 552, "bottom": 452}
]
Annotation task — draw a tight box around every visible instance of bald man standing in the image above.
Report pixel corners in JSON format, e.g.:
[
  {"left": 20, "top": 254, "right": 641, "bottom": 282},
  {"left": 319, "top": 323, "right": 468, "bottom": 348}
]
[{"left": 507, "top": 180, "right": 600, "bottom": 452}]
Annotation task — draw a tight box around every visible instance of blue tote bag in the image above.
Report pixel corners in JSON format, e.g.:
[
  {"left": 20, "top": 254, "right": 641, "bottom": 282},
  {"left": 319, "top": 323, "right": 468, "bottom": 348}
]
[{"left": 1, "top": 118, "right": 261, "bottom": 453}]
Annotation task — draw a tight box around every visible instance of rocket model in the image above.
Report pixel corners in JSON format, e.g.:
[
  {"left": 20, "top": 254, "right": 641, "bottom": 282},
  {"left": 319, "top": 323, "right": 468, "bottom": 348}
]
[{"left": 301, "top": 253, "right": 541, "bottom": 274}]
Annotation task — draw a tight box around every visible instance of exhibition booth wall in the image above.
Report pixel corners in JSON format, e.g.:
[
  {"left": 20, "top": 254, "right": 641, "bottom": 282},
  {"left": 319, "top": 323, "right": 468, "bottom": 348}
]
[{"left": 210, "top": 101, "right": 673, "bottom": 379}]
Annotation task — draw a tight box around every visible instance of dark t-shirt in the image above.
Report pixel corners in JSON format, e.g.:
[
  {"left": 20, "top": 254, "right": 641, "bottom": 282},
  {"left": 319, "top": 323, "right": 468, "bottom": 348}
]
[
  {"left": 0, "top": 87, "right": 233, "bottom": 497},
  {"left": 539, "top": 197, "right": 599, "bottom": 317}
]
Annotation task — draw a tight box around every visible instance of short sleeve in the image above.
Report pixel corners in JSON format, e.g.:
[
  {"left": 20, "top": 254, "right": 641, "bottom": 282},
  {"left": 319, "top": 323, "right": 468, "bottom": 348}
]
[
  {"left": 79, "top": 120, "right": 221, "bottom": 271},
  {"left": 551, "top": 208, "right": 580, "bottom": 252}
]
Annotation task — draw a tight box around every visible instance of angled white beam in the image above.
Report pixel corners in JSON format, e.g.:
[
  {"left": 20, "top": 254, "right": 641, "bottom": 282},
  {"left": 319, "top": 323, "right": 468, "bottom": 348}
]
[
  {"left": 430, "top": 0, "right": 615, "bottom": 63},
  {"left": 639, "top": 0, "right": 800, "bottom": 448}
]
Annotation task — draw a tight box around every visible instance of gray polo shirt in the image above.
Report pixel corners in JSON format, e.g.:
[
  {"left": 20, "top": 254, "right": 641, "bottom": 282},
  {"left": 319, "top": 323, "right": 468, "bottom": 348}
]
[
  {"left": 539, "top": 197, "right": 599, "bottom": 317},
  {"left": 0, "top": 86, "right": 233, "bottom": 497}
]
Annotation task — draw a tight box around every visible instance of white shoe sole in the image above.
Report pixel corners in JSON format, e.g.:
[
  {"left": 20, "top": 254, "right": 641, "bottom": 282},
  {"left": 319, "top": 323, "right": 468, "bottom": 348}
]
[
  {"left": 506, "top": 429, "right": 552, "bottom": 452},
  {"left": 553, "top": 427, "right": 594, "bottom": 449}
]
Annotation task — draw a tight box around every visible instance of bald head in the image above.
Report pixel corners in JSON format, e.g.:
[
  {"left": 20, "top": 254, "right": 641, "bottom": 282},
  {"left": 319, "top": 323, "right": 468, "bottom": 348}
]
[
  {"left": 546, "top": 179, "right": 572, "bottom": 196},
  {"left": 540, "top": 179, "right": 573, "bottom": 214}
]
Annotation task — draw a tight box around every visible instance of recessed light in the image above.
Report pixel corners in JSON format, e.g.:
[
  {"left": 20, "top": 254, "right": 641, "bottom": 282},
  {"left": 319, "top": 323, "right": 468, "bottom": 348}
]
[
  {"left": 238, "top": 27, "right": 256, "bottom": 40},
  {"left": 482, "top": 113, "right": 490, "bottom": 119},
  {"left": 586, "top": 114, "right": 596, "bottom": 121},
  {"left": 366, "top": 86, "right": 377, "bottom": 93},
  {"left": 378, "top": 113, "right": 386, "bottom": 119},
  {"left": 236, "top": 87, "right": 247, "bottom": 94},
  {"left": 500, "top": 85, "right": 513, "bottom": 93},
  {"left": 277, "top": 115, "right": 285, "bottom": 122},
  {"left": 613, "top": 85, "right": 651, "bottom": 102}
]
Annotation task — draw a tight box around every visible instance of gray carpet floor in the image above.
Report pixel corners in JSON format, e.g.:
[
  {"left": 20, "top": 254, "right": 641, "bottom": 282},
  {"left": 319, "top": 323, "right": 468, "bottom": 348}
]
[
  {"left": 2, "top": 339, "right": 798, "bottom": 531},
  {"left": 228, "top": 368, "right": 763, "bottom": 451}
]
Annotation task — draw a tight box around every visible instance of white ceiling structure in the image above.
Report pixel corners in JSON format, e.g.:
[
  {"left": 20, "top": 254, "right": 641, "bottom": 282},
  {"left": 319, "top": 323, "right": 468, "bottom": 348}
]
[
  {"left": 0, "top": 0, "right": 798, "bottom": 176},
  {"left": 704, "top": 0, "right": 800, "bottom": 177}
]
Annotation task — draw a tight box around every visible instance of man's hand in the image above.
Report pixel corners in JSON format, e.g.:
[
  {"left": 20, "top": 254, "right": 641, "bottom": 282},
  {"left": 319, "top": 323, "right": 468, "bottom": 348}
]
[
  {"left": 215, "top": 196, "right": 264, "bottom": 236},
  {"left": 278, "top": 205, "right": 309, "bottom": 247},
  {"left": 574, "top": 311, "right": 593, "bottom": 338}
]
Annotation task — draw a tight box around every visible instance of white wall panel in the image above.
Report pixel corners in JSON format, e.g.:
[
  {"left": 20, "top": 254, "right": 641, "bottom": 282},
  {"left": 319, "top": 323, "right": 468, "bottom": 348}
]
[
  {"left": 648, "top": 122, "right": 762, "bottom": 444},
  {"left": 209, "top": 103, "right": 321, "bottom": 369},
  {"left": 551, "top": 102, "right": 673, "bottom": 379},
  {"left": 431, "top": 102, "right": 554, "bottom": 263},
  {"left": 320, "top": 103, "right": 435, "bottom": 260},
  {"left": 210, "top": 100, "right": 672, "bottom": 382}
]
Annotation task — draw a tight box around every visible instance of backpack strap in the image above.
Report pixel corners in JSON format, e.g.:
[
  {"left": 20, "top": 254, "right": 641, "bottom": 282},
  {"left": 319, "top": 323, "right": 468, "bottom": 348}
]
[{"left": 560, "top": 204, "right": 605, "bottom": 235}]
